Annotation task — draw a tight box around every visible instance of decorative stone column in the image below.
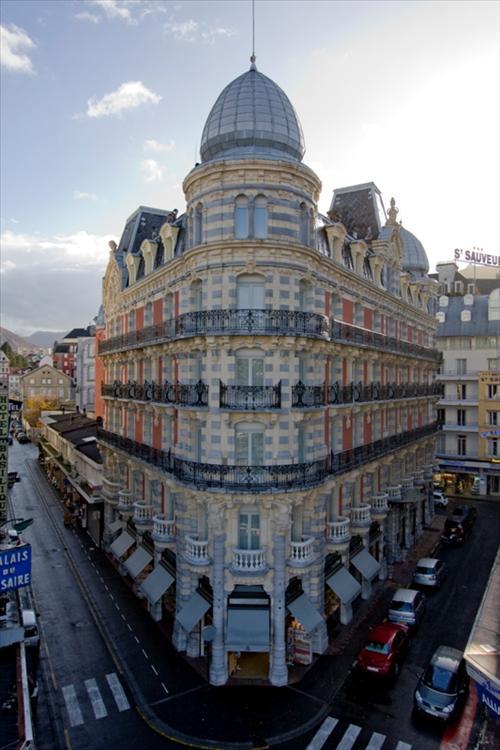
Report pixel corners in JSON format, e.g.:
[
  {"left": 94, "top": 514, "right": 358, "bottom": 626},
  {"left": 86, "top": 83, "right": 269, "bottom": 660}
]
[
  {"left": 172, "top": 537, "right": 189, "bottom": 653},
  {"left": 209, "top": 532, "right": 228, "bottom": 686},
  {"left": 269, "top": 533, "right": 288, "bottom": 687},
  {"left": 149, "top": 548, "right": 163, "bottom": 622}
]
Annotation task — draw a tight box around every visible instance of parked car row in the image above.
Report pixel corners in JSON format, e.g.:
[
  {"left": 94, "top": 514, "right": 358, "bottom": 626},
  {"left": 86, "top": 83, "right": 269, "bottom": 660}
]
[{"left": 354, "top": 516, "right": 471, "bottom": 724}]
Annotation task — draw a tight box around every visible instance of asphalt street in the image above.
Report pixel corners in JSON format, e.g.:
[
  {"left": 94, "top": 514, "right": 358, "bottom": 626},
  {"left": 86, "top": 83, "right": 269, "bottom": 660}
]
[{"left": 7, "top": 439, "right": 498, "bottom": 750}]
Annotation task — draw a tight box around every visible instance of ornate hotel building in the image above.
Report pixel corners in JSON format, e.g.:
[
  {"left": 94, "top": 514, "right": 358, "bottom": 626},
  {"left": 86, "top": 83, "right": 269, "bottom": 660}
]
[{"left": 98, "top": 60, "right": 440, "bottom": 685}]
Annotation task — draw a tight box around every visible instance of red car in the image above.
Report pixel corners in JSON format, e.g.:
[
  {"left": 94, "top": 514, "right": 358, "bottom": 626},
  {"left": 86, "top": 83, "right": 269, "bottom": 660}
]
[{"left": 355, "top": 622, "right": 410, "bottom": 679}]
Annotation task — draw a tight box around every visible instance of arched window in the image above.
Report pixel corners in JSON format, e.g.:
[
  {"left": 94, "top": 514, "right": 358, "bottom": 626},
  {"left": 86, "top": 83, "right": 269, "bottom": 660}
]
[
  {"left": 254, "top": 195, "right": 267, "bottom": 239},
  {"left": 194, "top": 203, "right": 203, "bottom": 245},
  {"left": 299, "top": 203, "right": 309, "bottom": 245},
  {"left": 137, "top": 255, "right": 145, "bottom": 280},
  {"left": 235, "top": 195, "right": 249, "bottom": 239}
]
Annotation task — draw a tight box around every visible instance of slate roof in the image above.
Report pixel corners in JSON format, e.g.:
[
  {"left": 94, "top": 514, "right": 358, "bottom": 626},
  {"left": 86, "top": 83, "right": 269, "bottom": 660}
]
[
  {"left": 46, "top": 414, "right": 102, "bottom": 464},
  {"left": 64, "top": 328, "right": 91, "bottom": 339},
  {"left": 329, "top": 183, "right": 386, "bottom": 241},
  {"left": 117, "top": 207, "right": 171, "bottom": 255},
  {"left": 437, "top": 295, "right": 500, "bottom": 337},
  {"left": 200, "top": 64, "right": 305, "bottom": 163}
]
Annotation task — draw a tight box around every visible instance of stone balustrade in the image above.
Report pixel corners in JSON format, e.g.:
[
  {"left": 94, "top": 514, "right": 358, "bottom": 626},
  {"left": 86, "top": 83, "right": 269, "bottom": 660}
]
[
  {"left": 185, "top": 536, "right": 210, "bottom": 565},
  {"left": 133, "top": 502, "right": 153, "bottom": 525},
  {"left": 412, "top": 469, "right": 425, "bottom": 486},
  {"left": 117, "top": 489, "right": 134, "bottom": 512},
  {"left": 370, "top": 492, "right": 389, "bottom": 514},
  {"left": 289, "top": 536, "right": 315, "bottom": 565},
  {"left": 327, "top": 516, "right": 351, "bottom": 544},
  {"left": 423, "top": 464, "right": 434, "bottom": 481},
  {"left": 101, "top": 478, "right": 121, "bottom": 506},
  {"left": 401, "top": 476, "right": 415, "bottom": 491},
  {"left": 232, "top": 548, "right": 267, "bottom": 572},
  {"left": 152, "top": 514, "right": 175, "bottom": 542},
  {"left": 350, "top": 503, "right": 372, "bottom": 527},
  {"left": 386, "top": 484, "right": 402, "bottom": 502}
]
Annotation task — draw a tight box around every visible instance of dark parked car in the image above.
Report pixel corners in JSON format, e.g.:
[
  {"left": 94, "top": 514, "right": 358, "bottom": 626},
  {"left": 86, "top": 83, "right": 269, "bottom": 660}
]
[
  {"left": 17, "top": 432, "right": 30, "bottom": 444},
  {"left": 414, "top": 646, "right": 469, "bottom": 721},
  {"left": 441, "top": 505, "right": 477, "bottom": 546},
  {"left": 354, "top": 622, "right": 410, "bottom": 679}
]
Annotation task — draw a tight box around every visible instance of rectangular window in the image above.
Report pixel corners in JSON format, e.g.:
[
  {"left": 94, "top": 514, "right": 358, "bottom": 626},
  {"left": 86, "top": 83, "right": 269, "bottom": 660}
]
[
  {"left": 456, "top": 359, "right": 467, "bottom": 375},
  {"left": 488, "top": 384, "right": 498, "bottom": 399},
  {"left": 488, "top": 358, "right": 498, "bottom": 370},
  {"left": 488, "top": 411, "right": 498, "bottom": 425},
  {"left": 457, "top": 435, "right": 467, "bottom": 456},
  {"left": 457, "top": 409, "right": 466, "bottom": 426},
  {"left": 238, "top": 512, "right": 260, "bottom": 550},
  {"left": 236, "top": 356, "right": 264, "bottom": 386},
  {"left": 488, "top": 438, "right": 499, "bottom": 456},
  {"left": 457, "top": 384, "right": 467, "bottom": 400},
  {"left": 235, "top": 429, "right": 264, "bottom": 464},
  {"left": 237, "top": 281, "right": 264, "bottom": 309}
]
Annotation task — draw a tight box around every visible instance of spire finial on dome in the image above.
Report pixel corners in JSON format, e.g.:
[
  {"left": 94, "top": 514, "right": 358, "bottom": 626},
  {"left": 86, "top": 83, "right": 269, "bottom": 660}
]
[{"left": 250, "top": 0, "right": 257, "bottom": 70}]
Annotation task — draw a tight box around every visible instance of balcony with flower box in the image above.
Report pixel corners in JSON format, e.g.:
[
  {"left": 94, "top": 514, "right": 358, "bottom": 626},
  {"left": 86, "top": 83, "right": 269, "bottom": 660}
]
[
  {"left": 327, "top": 517, "right": 351, "bottom": 547},
  {"left": 288, "top": 536, "right": 316, "bottom": 567},
  {"left": 231, "top": 548, "right": 267, "bottom": 574},
  {"left": 152, "top": 514, "right": 175, "bottom": 545},
  {"left": 185, "top": 536, "right": 210, "bottom": 566}
]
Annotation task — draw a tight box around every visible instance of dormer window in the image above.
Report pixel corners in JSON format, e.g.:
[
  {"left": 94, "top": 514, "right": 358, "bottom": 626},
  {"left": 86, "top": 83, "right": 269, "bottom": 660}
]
[
  {"left": 254, "top": 195, "right": 267, "bottom": 239},
  {"left": 235, "top": 195, "right": 249, "bottom": 239},
  {"left": 363, "top": 257, "right": 373, "bottom": 280}
]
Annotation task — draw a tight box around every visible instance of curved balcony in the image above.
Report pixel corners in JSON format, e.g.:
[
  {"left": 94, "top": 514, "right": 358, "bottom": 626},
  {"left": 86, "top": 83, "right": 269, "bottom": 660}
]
[
  {"left": 133, "top": 502, "right": 153, "bottom": 527},
  {"left": 330, "top": 319, "right": 442, "bottom": 363},
  {"left": 386, "top": 484, "right": 403, "bottom": 503},
  {"left": 292, "top": 380, "right": 443, "bottom": 408},
  {"left": 370, "top": 492, "right": 389, "bottom": 517},
  {"left": 232, "top": 548, "right": 267, "bottom": 573},
  {"left": 101, "top": 477, "right": 121, "bottom": 506},
  {"left": 288, "top": 536, "right": 315, "bottom": 566},
  {"left": 423, "top": 464, "right": 434, "bottom": 481},
  {"left": 401, "top": 477, "right": 415, "bottom": 491},
  {"left": 327, "top": 517, "right": 351, "bottom": 545},
  {"left": 102, "top": 380, "right": 208, "bottom": 408},
  {"left": 99, "top": 309, "right": 328, "bottom": 354},
  {"left": 185, "top": 536, "right": 210, "bottom": 565},
  {"left": 152, "top": 514, "right": 175, "bottom": 543},
  {"left": 350, "top": 503, "right": 372, "bottom": 528},
  {"left": 97, "top": 422, "right": 437, "bottom": 492},
  {"left": 117, "top": 489, "right": 134, "bottom": 513},
  {"left": 219, "top": 381, "right": 281, "bottom": 409},
  {"left": 412, "top": 469, "right": 425, "bottom": 486}
]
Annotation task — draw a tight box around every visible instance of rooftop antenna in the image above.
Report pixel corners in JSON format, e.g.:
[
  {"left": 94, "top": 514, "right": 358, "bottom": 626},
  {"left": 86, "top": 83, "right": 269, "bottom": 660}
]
[{"left": 250, "top": 0, "right": 256, "bottom": 70}]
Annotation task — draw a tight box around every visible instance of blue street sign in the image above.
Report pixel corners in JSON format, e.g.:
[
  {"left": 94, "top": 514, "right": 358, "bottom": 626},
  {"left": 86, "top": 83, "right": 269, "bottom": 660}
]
[{"left": 0, "top": 544, "right": 32, "bottom": 591}]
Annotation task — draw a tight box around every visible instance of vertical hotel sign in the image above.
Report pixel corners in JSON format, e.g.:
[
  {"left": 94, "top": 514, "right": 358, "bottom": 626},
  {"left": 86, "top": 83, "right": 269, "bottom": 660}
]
[{"left": 0, "top": 375, "right": 8, "bottom": 524}]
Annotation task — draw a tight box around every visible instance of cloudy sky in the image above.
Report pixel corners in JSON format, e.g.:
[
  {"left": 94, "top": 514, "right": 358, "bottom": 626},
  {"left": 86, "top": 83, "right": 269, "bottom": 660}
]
[{"left": 1, "top": 0, "right": 498, "bottom": 336}]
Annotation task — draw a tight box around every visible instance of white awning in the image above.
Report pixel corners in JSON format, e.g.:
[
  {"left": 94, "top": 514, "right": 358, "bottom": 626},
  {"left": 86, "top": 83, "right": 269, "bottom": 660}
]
[
  {"left": 287, "top": 594, "right": 324, "bottom": 634},
  {"left": 176, "top": 592, "right": 210, "bottom": 633},
  {"left": 326, "top": 566, "right": 361, "bottom": 603},
  {"left": 123, "top": 546, "right": 152, "bottom": 579},
  {"left": 351, "top": 547, "right": 381, "bottom": 581},
  {"left": 108, "top": 519, "right": 123, "bottom": 534},
  {"left": 109, "top": 531, "right": 135, "bottom": 558},
  {"left": 139, "top": 566, "right": 174, "bottom": 605}
]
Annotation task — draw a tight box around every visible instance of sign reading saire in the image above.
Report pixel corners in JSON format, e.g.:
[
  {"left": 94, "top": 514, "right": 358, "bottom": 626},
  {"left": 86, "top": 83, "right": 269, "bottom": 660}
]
[
  {"left": 454, "top": 248, "right": 500, "bottom": 267},
  {"left": 0, "top": 544, "right": 32, "bottom": 591}
]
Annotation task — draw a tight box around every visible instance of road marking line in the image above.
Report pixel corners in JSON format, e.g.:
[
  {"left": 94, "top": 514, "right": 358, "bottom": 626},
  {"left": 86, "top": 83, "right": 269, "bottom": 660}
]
[
  {"left": 62, "top": 684, "right": 84, "bottom": 727},
  {"left": 395, "top": 743, "right": 412, "bottom": 750},
  {"left": 114, "top": 603, "right": 120, "bottom": 611},
  {"left": 134, "top": 636, "right": 140, "bottom": 644},
  {"left": 91, "top": 562, "right": 96, "bottom": 568},
  {"left": 105, "top": 673, "right": 130, "bottom": 712},
  {"left": 121, "top": 614, "right": 126, "bottom": 621},
  {"left": 161, "top": 682, "right": 169, "bottom": 694},
  {"left": 336, "top": 723, "right": 362, "bottom": 750},
  {"left": 99, "top": 576, "right": 104, "bottom": 582},
  {"left": 151, "top": 665, "right": 158, "bottom": 676},
  {"left": 306, "top": 716, "right": 338, "bottom": 750},
  {"left": 127, "top": 624, "right": 133, "bottom": 631},
  {"left": 104, "top": 585, "right": 109, "bottom": 591},
  {"left": 110, "top": 593, "right": 114, "bottom": 600},
  {"left": 366, "top": 733, "right": 386, "bottom": 750},
  {"left": 142, "top": 649, "right": 148, "bottom": 659},
  {"left": 84, "top": 678, "right": 108, "bottom": 720}
]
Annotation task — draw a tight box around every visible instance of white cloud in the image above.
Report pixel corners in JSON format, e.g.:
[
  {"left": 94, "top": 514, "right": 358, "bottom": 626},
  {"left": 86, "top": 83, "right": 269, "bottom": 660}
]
[
  {"left": 141, "top": 159, "right": 163, "bottom": 183},
  {"left": 90, "top": 0, "right": 134, "bottom": 24},
  {"left": 86, "top": 81, "right": 161, "bottom": 118},
  {"left": 1, "top": 229, "right": 114, "bottom": 265},
  {"left": 0, "top": 260, "right": 16, "bottom": 273},
  {"left": 144, "top": 138, "right": 175, "bottom": 152},
  {"left": 164, "top": 18, "right": 235, "bottom": 44},
  {"left": 0, "top": 23, "right": 35, "bottom": 73},
  {"left": 73, "top": 190, "right": 97, "bottom": 200},
  {"left": 75, "top": 11, "right": 101, "bottom": 24}
]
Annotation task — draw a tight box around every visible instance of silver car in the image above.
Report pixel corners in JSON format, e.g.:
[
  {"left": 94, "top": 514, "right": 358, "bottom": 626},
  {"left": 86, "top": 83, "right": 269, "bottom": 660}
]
[
  {"left": 412, "top": 558, "right": 447, "bottom": 588},
  {"left": 388, "top": 588, "right": 425, "bottom": 629},
  {"left": 414, "top": 646, "right": 469, "bottom": 721}
]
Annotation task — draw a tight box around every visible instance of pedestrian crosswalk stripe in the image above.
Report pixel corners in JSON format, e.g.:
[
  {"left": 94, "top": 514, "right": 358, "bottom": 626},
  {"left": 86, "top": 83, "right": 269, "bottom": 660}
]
[
  {"left": 306, "top": 716, "right": 338, "bottom": 750},
  {"left": 84, "top": 678, "right": 108, "bottom": 720},
  {"left": 365, "top": 733, "right": 386, "bottom": 749},
  {"left": 336, "top": 723, "right": 362, "bottom": 750},
  {"left": 62, "top": 684, "right": 84, "bottom": 727},
  {"left": 395, "top": 743, "right": 412, "bottom": 750},
  {"left": 106, "top": 672, "right": 130, "bottom": 712}
]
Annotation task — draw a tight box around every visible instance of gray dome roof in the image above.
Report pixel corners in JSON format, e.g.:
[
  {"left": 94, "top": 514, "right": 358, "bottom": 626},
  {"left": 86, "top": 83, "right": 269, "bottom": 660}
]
[
  {"left": 200, "top": 64, "right": 305, "bottom": 163},
  {"left": 399, "top": 225, "right": 429, "bottom": 276}
]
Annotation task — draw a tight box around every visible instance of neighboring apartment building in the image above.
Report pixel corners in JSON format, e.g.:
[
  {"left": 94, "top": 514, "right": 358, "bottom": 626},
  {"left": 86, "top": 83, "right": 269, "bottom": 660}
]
[
  {"left": 75, "top": 335, "right": 96, "bottom": 415},
  {"left": 53, "top": 327, "right": 93, "bottom": 379},
  {"left": 97, "top": 60, "right": 440, "bottom": 686},
  {"left": 20, "top": 365, "right": 73, "bottom": 402},
  {"left": 434, "top": 262, "right": 500, "bottom": 495}
]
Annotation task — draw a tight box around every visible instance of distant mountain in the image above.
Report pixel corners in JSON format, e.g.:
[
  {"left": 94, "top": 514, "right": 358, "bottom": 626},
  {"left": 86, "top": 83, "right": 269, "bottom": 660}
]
[
  {"left": 0, "top": 326, "right": 34, "bottom": 353},
  {"left": 27, "top": 330, "right": 66, "bottom": 348}
]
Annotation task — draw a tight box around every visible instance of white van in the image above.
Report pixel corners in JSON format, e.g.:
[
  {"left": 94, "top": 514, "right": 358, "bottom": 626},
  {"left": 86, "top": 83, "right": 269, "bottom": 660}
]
[{"left": 22, "top": 609, "right": 40, "bottom": 648}]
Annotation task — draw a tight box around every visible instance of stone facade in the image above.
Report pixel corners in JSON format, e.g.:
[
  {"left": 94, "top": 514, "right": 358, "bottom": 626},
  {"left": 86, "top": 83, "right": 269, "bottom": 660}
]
[{"left": 98, "top": 62, "right": 440, "bottom": 685}]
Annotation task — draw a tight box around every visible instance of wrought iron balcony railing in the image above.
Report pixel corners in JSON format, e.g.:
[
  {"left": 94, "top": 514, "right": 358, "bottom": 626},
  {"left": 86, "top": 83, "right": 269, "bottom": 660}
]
[
  {"left": 292, "top": 380, "right": 443, "bottom": 407},
  {"left": 102, "top": 380, "right": 208, "bottom": 407},
  {"left": 99, "top": 309, "right": 328, "bottom": 354},
  {"left": 97, "top": 421, "right": 437, "bottom": 492},
  {"left": 330, "top": 320, "right": 442, "bottom": 362},
  {"left": 219, "top": 380, "right": 281, "bottom": 409}
]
